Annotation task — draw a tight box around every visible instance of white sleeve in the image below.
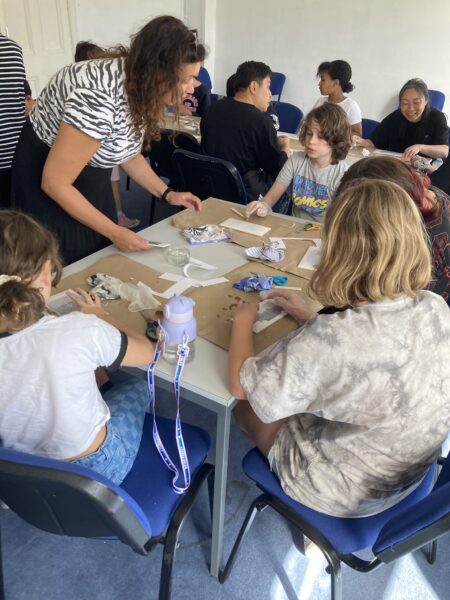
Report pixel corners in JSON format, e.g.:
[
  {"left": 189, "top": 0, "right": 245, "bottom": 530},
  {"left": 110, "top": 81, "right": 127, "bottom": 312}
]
[{"left": 346, "top": 98, "right": 362, "bottom": 125}]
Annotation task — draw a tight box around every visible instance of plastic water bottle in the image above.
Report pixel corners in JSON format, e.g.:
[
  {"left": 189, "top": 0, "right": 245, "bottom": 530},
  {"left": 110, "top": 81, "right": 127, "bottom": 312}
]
[{"left": 160, "top": 295, "right": 196, "bottom": 363}]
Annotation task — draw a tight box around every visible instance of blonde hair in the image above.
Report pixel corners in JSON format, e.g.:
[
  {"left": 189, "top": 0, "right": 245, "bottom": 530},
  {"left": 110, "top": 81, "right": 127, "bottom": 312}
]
[
  {"left": 309, "top": 179, "right": 431, "bottom": 307},
  {"left": 0, "top": 211, "right": 62, "bottom": 332}
]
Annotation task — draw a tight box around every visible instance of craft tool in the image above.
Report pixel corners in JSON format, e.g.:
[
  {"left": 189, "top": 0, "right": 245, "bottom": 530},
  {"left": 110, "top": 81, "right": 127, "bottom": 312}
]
[{"left": 230, "top": 207, "right": 247, "bottom": 219}]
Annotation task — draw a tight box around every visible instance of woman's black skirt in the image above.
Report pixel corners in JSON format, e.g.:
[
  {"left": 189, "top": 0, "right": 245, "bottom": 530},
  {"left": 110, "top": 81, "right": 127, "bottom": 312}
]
[{"left": 11, "top": 120, "right": 117, "bottom": 265}]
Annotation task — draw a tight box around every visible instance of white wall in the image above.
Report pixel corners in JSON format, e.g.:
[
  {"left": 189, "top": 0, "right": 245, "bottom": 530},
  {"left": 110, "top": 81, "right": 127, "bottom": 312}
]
[{"left": 213, "top": 0, "right": 450, "bottom": 121}]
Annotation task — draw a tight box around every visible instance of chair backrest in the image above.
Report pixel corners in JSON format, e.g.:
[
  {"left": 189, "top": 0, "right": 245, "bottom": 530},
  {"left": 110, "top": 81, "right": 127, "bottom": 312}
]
[
  {"left": 0, "top": 447, "right": 152, "bottom": 553},
  {"left": 428, "top": 89, "right": 445, "bottom": 111},
  {"left": 197, "top": 66, "right": 212, "bottom": 91},
  {"left": 373, "top": 451, "right": 450, "bottom": 562},
  {"left": 210, "top": 93, "right": 221, "bottom": 104},
  {"left": 172, "top": 149, "right": 248, "bottom": 205},
  {"left": 362, "top": 118, "right": 380, "bottom": 139},
  {"left": 270, "top": 72, "right": 286, "bottom": 101},
  {"left": 273, "top": 101, "right": 303, "bottom": 134},
  {"left": 149, "top": 129, "right": 201, "bottom": 184}
]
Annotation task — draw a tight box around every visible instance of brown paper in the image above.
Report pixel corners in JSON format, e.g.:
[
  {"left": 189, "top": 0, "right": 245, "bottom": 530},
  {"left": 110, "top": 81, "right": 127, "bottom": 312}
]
[
  {"left": 52, "top": 254, "right": 175, "bottom": 335},
  {"left": 188, "top": 261, "right": 321, "bottom": 353},
  {"left": 172, "top": 197, "right": 321, "bottom": 250}
]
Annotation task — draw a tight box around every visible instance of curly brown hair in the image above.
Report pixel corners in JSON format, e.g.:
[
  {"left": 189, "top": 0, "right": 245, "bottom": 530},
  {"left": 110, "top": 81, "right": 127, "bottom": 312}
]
[
  {"left": 0, "top": 211, "right": 62, "bottom": 332},
  {"left": 299, "top": 103, "right": 351, "bottom": 163},
  {"left": 124, "top": 15, "right": 206, "bottom": 146}
]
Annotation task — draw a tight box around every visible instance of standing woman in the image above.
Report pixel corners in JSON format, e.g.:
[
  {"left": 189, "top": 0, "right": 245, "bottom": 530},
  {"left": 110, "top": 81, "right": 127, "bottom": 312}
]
[
  {"left": 11, "top": 16, "right": 204, "bottom": 265},
  {"left": 352, "top": 78, "right": 449, "bottom": 163}
]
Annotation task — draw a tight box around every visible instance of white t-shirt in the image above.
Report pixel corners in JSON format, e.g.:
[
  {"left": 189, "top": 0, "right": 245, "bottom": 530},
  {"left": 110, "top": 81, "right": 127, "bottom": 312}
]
[
  {"left": 241, "top": 292, "right": 450, "bottom": 517},
  {"left": 0, "top": 312, "right": 125, "bottom": 459},
  {"left": 30, "top": 58, "right": 142, "bottom": 168},
  {"left": 313, "top": 95, "right": 362, "bottom": 125},
  {"left": 276, "top": 153, "right": 348, "bottom": 221}
]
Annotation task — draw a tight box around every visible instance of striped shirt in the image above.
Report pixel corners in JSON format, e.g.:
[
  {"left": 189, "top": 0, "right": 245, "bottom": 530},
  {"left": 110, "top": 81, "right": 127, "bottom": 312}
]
[
  {"left": 30, "top": 58, "right": 142, "bottom": 168},
  {"left": 0, "top": 35, "right": 26, "bottom": 169}
]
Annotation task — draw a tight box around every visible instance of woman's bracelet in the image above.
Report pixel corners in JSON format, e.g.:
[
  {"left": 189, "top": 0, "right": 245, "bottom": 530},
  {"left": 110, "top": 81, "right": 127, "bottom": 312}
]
[{"left": 161, "top": 187, "right": 174, "bottom": 202}]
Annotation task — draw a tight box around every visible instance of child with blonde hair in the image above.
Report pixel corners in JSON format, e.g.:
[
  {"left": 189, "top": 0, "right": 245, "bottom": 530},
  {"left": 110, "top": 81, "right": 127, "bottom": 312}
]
[
  {"left": 0, "top": 211, "right": 154, "bottom": 484},
  {"left": 246, "top": 103, "right": 351, "bottom": 222},
  {"left": 230, "top": 179, "right": 450, "bottom": 517}
]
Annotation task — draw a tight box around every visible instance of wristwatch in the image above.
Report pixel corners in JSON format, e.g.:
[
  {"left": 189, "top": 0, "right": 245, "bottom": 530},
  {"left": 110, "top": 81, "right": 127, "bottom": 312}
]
[{"left": 161, "top": 187, "right": 174, "bottom": 202}]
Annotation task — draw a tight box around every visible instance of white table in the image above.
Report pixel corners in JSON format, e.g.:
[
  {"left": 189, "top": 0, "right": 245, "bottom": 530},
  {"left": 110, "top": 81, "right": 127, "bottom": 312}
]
[{"left": 62, "top": 203, "right": 305, "bottom": 577}]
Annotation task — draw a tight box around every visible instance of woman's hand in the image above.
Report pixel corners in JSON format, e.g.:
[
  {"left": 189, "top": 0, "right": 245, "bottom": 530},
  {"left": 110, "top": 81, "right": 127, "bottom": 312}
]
[
  {"left": 231, "top": 301, "right": 259, "bottom": 325},
  {"left": 109, "top": 226, "right": 152, "bottom": 253},
  {"left": 245, "top": 200, "right": 272, "bottom": 218},
  {"left": 266, "top": 289, "right": 316, "bottom": 323},
  {"left": 166, "top": 190, "right": 202, "bottom": 211},
  {"left": 351, "top": 134, "right": 364, "bottom": 147},
  {"left": 67, "top": 288, "right": 107, "bottom": 316},
  {"left": 402, "top": 144, "right": 422, "bottom": 161}
]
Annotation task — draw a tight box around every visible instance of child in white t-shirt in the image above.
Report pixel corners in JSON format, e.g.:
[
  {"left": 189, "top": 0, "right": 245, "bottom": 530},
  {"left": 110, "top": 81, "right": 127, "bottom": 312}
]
[
  {"left": 0, "top": 210, "right": 155, "bottom": 485},
  {"left": 314, "top": 60, "right": 362, "bottom": 137},
  {"left": 246, "top": 103, "right": 351, "bottom": 222}
]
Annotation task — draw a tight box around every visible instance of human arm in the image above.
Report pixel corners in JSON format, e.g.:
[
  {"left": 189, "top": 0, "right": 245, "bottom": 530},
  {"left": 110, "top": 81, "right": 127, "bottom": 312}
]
[
  {"left": 42, "top": 122, "right": 152, "bottom": 253},
  {"left": 120, "top": 152, "right": 202, "bottom": 211},
  {"left": 265, "top": 289, "right": 317, "bottom": 323},
  {"left": 67, "top": 289, "right": 154, "bottom": 366},
  {"left": 277, "top": 134, "right": 291, "bottom": 154},
  {"left": 350, "top": 122, "right": 362, "bottom": 137},
  {"left": 228, "top": 302, "right": 259, "bottom": 399},
  {"left": 402, "top": 143, "right": 449, "bottom": 161}
]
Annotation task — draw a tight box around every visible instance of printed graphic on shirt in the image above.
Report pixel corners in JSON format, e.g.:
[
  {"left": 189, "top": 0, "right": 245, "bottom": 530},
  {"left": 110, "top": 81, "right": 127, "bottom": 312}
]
[
  {"left": 291, "top": 174, "right": 329, "bottom": 218},
  {"left": 183, "top": 94, "right": 199, "bottom": 115}
]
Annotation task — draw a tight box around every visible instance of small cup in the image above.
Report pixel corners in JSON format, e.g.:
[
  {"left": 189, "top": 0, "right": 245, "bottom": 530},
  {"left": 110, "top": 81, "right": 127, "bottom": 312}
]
[{"left": 166, "top": 246, "right": 190, "bottom": 267}]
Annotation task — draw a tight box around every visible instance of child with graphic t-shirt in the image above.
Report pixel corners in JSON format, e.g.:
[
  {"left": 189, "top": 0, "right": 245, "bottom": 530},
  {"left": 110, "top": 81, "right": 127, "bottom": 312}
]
[{"left": 246, "top": 103, "right": 351, "bottom": 222}]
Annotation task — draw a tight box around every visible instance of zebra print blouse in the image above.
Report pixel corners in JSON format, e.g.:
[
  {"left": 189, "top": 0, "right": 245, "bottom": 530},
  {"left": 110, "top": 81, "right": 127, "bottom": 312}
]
[
  {"left": 30, "top": 58, "right": 143, "bottom": 168},
  {"left": 0, "top": 35, "right": 26, "bottom": 170}
]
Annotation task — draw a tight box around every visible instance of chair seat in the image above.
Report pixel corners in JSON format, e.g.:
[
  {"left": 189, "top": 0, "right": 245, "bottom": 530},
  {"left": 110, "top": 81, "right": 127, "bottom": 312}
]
[
  {"left": 121, "top": 415, "right": 211, "bottom": 537},
  {"left": 243, "top": 448, "right": 435, "bottom": 555}
]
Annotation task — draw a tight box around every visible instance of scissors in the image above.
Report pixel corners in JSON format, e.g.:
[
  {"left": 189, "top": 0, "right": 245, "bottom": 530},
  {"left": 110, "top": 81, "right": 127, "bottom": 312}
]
[
  {"left": 304, "top": 223, "right": 321, "bottom": 231},
  {"left": 272, "top": 276, "right": 289, "bottom": 286}
]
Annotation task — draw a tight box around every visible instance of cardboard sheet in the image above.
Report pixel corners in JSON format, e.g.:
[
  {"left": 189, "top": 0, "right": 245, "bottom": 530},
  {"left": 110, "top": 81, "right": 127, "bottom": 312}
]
[
  {"left": 188, "top": 261, "right": 321, "bottom": 353},
  {"left": 52, "top": 255, "right": 175, "bottom": 335}
]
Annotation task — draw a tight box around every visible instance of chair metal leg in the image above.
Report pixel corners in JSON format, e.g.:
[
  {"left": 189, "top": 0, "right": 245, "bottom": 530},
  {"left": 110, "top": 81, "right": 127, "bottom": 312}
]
[
  {"left": 207, "top": 466, "right": 215, "bottom": 527},
  {"left": 218, "top": 497, "right": 265, "bottom": 583},
  {"left": 427, "top": 539, "right": 438, "bottom": 564},
  {"left": 330, "top": 563, "right": 342, "bottom": 600},
  {"left": 126, "top": 175, "right": 131, "bottom": 191},
  {"left": 159, "top": 522, "right": 179, "bottom": 600},
  {"left": 149, "top": 196, "right": 156, "bottom": 226},
  {"left": 0, "top": 519, "right": 5, "bottom": 600}
]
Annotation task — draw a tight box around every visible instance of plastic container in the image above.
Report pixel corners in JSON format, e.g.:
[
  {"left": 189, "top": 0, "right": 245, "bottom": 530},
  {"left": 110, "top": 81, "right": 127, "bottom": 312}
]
[{"left": 160, "top": 295, "right": 196, "bottom": 363}]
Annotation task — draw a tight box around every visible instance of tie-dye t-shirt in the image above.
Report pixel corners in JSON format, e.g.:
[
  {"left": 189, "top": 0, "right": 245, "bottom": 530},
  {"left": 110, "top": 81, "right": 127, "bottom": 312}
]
[
  {"left": 240, "top": 292, "right": 450, "bottom": 517},
  {"left": 276, "top": 153, "right": 348, "bottom": 222}
]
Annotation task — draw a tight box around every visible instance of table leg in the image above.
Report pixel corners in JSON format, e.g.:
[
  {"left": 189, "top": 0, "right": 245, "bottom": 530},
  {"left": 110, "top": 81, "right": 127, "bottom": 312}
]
[{"left": 209, "top": 403, "right": 232, "bottom": 578}]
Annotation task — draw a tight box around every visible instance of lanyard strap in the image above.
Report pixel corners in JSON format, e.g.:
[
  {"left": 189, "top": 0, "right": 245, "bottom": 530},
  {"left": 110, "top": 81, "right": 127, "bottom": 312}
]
[{"left": 147, "top": 337, "right": 191, "bottom": 494}]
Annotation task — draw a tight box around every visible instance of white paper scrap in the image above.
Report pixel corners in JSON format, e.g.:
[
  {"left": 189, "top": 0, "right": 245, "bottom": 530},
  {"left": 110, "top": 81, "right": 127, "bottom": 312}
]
[
  {"left": 188, "top": 257, "right": 217, "bottom": 270},
  {"left": 270, "top": 237, "right": 322, "bottom": 248},
  {"left": 298, "top": 245, "right": 322, "bottom": 271},
  {"left": 220, "top": 218, "right": 271, "bottom": 237},
  {"left": 48, "top": 290, "right": 80, "bottom": 315},
  {"left": 199, "top": 277, "right": 228, "bottom": 287}
]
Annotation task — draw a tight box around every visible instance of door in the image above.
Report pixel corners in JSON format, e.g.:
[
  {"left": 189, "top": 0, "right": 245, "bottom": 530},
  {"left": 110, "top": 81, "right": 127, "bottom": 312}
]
[{"left": 0, "top": 0, "right": 74, "bottom": 97}]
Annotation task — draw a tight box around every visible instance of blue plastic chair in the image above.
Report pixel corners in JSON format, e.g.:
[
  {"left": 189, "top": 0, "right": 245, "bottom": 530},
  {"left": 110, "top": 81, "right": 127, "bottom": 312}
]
[
  {"left": 172, "top": 149, "right": 248, "bottom": 205},
  {"left": 0, "top": 414, "right": 214, "bottom": 600},
  {"left": 428, "top": 89, "right": 445, "bottom": 111},
  {"left": 197, "top": 66, "right": 212, "bottom": 91},
  {"left": 362, "top": 118, "right": 380, "bottom": 139},
  {"left": 219, "top": 447, "right": 449, "bottom": 600},
  {"left": 273, "top": 101, "right": 304, "bottom": 134},
  {"left": 270, "top": 72, "right": 286, "bottom": 101}
]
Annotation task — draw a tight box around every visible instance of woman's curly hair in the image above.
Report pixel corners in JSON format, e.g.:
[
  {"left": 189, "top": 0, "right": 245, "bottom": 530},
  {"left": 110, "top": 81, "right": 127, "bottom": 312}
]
[
  {"left": 299, "top": 103, "right": 351, "bottom": 163},
  {"left": 124, "top": 16, "right": 206, "bottom": 147},
  {"left": 0, "top": 211, "right": 62, "bottom": 332}
]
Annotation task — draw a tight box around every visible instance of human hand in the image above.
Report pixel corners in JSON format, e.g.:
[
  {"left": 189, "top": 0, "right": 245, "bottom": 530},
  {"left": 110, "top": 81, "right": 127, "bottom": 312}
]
[
  {"left": 277, "top": 135, "right": 291, "bottom": 153},
  {"left": 231, "top": 301, "right": 259, "bottom": 325},
  {"left": 265, "top": 289, "right": 316, "bottom": 322},
  {"left": 166, "top": 190, "right": 202, "bottom": 212},
  {"left": 245, "top": 200, "right": 272, "bottom": 218},
  {"left": 67, "top": 288, "right": 107, "bottom": 316},
  {"left": 351, "top": 134, "right": 364, "bottom": 147},
  {"left": 109, "top": 226, "right": 152, "bottom": 253},
  {"left": 402, "top": 144, "right": 422, "bottom": 162}
]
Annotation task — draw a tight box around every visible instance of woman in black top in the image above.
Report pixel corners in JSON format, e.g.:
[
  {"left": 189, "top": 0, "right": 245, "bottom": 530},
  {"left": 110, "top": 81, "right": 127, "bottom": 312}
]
[{"left": 353, "top": 78, "right": 449, "bottom": 163}]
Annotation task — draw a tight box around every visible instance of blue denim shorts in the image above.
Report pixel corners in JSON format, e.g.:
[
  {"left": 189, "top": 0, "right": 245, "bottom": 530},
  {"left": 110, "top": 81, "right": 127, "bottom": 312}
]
[{"left": 73, "top": 378, "right": 149, "bottom": 485}]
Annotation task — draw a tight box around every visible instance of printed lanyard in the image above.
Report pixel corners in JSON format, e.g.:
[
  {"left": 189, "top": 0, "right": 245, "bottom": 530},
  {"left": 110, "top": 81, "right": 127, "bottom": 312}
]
[{"left": 147, "top": 336, "right": 191, "bottom": 494}]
